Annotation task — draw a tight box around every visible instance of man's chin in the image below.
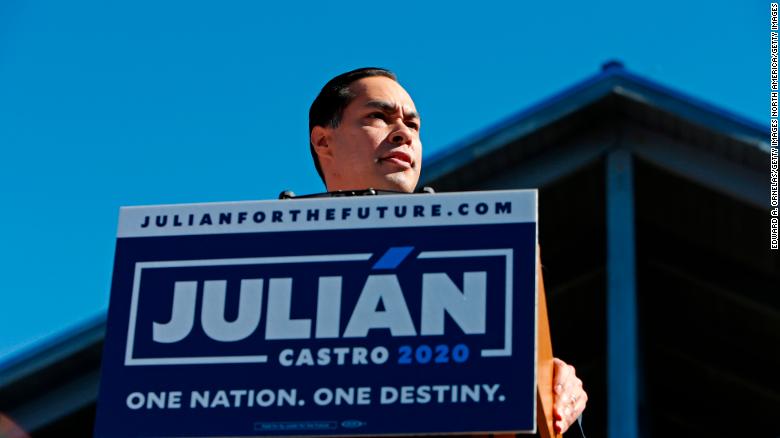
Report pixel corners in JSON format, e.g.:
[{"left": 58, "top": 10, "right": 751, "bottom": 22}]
[
  {"left": 327, "top": 172, "right": 419, "bottom": 193},
  {"left": 376, "top": 173, "right": 418, "bottom": 193}
]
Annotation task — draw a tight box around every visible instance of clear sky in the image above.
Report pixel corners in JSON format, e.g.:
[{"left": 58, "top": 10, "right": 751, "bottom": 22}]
[{"left": 0, "top": 1, "right": 766, "bottom": 363}]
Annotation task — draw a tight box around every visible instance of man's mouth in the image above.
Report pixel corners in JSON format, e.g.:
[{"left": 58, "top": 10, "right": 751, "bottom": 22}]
[{"left": 378, "top": 151, "right": 414, "bottom": 168}]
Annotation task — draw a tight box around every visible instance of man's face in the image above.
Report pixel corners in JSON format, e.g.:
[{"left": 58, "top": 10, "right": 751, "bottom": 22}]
[{"left": 313, "top": 76, "right": 422, "bottom": 193}]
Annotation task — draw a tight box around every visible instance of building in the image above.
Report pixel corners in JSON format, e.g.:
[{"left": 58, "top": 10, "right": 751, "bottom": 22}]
[{"left": 0, "top": 62, "right": 775, "bottom": 437}]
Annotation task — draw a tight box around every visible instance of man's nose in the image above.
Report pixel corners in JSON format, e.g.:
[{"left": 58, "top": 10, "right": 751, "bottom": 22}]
[{"left": 389, "top": 123, "right": 414, "bottom": 145}]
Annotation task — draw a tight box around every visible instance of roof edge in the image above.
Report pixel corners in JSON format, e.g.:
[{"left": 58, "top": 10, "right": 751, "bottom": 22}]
[
  {"left": 0, "top": 313, "right": 106, "bottom": 390},
  {"left": 421, "top": 65, "right": 768, "bottom": 186}
]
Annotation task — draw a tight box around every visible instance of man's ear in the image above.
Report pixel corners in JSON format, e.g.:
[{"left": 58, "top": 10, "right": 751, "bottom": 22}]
[{"left": 311, "top": 126, "right": 333, "bottom": 162}]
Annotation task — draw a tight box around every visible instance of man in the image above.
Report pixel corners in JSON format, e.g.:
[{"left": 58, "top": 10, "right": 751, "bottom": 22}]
[{"left": 309, "top": 68, "right": 587, "bottom": 435}]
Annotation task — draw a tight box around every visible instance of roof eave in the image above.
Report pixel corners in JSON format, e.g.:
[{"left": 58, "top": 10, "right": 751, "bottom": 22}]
[{"left": 421, "top": 67, "right": 768, "bottom": 187}]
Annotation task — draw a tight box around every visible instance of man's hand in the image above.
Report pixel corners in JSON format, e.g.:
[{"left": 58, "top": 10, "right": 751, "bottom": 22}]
[{"left": 552, "top": 357, "right": 587, "bottom": 434}]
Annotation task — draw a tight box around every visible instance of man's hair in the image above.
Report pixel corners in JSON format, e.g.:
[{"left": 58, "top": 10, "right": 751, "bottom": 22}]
[{"left": 309, "top": 67, "right": 398, "bottom": 185}]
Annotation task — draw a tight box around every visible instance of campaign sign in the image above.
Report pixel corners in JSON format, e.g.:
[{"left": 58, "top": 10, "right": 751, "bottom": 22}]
[{"left": 95, "top": 190, "right": 538, "bottom": 437}]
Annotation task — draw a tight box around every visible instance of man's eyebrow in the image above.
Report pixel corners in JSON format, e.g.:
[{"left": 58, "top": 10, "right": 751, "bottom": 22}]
[{"left": 364, "top": 100, "right": 420, "bottom": 120}]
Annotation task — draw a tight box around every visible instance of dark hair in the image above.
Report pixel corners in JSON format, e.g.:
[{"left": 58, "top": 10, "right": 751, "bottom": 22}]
[{"left": 309, "top": 67, "right": 398, "bottom": 185}]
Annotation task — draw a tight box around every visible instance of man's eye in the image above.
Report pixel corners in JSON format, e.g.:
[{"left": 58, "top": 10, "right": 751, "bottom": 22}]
[
  {"left": 369, "top": 112, "right": 386, "bottom": 120},
  {"left": 406, "top": 121, "right": 419, "bottom": 130}
]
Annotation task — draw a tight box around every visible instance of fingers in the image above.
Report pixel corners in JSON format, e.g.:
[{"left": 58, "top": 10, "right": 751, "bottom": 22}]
[
  {"left": 553, "top": 393, "right": 580, "bottom": 433},
  {"left": 557, "top": 389, "right": 588, "bottom": 434},
  {"left": 572, "top": 389, "right": 588, "bottom": 419},
  {"left": 552, "top": 358, "right": 587, "bottom": 434},
  {"left": 552, "top": 358, "right": 572, "bottom": 396},
  {"left": 555, "top": 419, "right": 568, "bottom": 434}
]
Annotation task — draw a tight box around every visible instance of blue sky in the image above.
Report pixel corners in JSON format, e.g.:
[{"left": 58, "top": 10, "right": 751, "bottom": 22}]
[{"left": 0, "top": 1, "right": 765, "bottom": 362}]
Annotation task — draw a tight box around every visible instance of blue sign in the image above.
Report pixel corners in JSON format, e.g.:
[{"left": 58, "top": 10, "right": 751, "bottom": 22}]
[{"left": 95, "top": 190, "right": 538, "bottom": 437}]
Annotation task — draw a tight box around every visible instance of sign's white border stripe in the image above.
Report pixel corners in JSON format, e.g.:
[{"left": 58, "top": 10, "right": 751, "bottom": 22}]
[{"left": 128, "top": 355, "right": 269, "bottom": 365}]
